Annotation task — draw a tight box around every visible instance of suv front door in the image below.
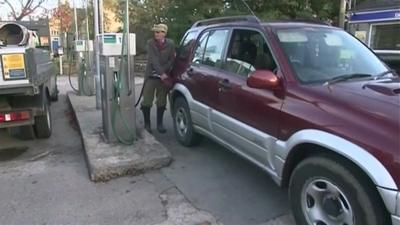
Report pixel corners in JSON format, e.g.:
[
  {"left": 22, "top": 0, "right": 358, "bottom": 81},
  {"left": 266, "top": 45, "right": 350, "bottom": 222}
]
[
  {"left": 183, "top": 29, "right": 230, "bottom": 131},
  {"left": 212, "top": 28, "right": 284, "bottom": 168}
]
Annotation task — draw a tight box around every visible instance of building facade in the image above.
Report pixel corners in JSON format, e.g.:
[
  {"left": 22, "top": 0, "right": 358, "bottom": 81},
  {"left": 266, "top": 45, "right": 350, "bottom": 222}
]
[{"left": 348, "top": 0, "right": 400, "bottom": 72}]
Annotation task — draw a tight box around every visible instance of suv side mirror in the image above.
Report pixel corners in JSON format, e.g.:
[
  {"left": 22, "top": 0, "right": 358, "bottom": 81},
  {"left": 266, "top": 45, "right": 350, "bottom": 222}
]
[{"left": 247, "top": 70, "right": 279, "bottom": 89}]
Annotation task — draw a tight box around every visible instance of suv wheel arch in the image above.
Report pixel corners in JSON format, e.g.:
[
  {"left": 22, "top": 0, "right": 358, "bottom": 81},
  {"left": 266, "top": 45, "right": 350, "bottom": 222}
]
[
  {"left": 170, "top": 90, "right": 186, "bottom": 117},
  {"left": 276, "top": 129, "right": 398, "bottom": 216},
  {"left": 170, "top": 83, "right": 195, "bottom": 113},
  {"left": 277, "top": 129, "right": 397, "bottom": 190}
]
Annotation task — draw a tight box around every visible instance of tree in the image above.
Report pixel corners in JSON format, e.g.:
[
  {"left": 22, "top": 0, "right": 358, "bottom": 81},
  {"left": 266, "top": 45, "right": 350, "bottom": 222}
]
[
  {"left": 111, "top": 0, "right": 369, "bottom": 54},
  {"left": 103, "top": 0, "right": 117, "bottom": 9},
  {"left": 0, "top": 0, "right": 48, "bottom": 21},
  {"left": 114, "top": 0, "right": 170, "bottom": 54},
  {"left": 52, "top": 2, "right": 73, "bottom": 33}
]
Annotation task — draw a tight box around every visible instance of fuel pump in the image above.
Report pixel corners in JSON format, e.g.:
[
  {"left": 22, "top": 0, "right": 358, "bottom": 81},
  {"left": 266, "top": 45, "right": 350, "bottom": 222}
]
[
  {"left": 74, "top": 39, "right": 95, "bottom": 96},
  {"left": 99, "top": 32, "right": 136, "bottom": 144}
]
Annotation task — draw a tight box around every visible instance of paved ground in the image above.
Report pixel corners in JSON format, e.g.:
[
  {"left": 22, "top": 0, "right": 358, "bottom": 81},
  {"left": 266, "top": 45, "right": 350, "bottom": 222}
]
[
  {"left": 137, "top": 80, "right": 292, "bottom": 225},
  {"left": 0, "top": 77, "right": 170, "bottom": 225},
  {"left": 0, "top": 75, "right": 294, "bottom": 225}
]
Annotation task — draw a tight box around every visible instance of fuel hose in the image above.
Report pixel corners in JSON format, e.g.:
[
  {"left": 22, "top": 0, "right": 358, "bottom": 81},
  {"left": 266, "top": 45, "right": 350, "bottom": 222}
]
[
  {"left": 67, "top": 44, "right": 93, "bottom": 96},
  {"left": 110, "top": 3, "right": 135, "bottom": 145}
]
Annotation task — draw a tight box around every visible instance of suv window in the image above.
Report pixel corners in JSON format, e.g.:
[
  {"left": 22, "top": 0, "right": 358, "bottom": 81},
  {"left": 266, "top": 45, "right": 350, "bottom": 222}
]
[
  {"left": 192, "top": 29, "right": 230, "bottom": 68},
  {"left": 178, "top": 31, "right": 197, "bottom": 59},
  {"left": 276, "top": 28, "right": 388, "bottom": 84},
  {"left": 181, "top": 31, "right": 197, "bottom": 46},
  {"left": 223, "top": 29, "right": 277, "bottom": 78},
  {"left": 192, "top": 31, "right": 209, "bottom": 65},
  {"left": 202, "top": 29, "right": 229, "bottom": 67}
]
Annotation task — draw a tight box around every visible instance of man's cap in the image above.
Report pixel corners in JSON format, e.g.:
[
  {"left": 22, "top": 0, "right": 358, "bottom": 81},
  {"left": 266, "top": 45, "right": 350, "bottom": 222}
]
[{"left": 152, "top": 24, "right": 168, "bottom": 33}]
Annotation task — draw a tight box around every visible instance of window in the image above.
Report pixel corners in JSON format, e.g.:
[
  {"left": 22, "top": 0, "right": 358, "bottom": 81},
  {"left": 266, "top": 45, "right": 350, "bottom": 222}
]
[
  {"left": 223, "top": 29, "right": 277, "bottom": 77},
  {"left": 192, "top": 31, "right": 209, "bottom": 65},
  {"left": 181, "top": 31, "right": 197, "bottom": 46},
  {"left": 276, "top": 28, "right": 387, "bottom": 84},
  {"left": 202, "top": 29, "right": 229, "bottom": 67},
  {"left": 348, "top": 23, "right": 369, "bottom": 43},
  {"left": 370, "top": 23, "right": 400, "bottom": 51},
  {"left": 178, "top": 31, "right": 197, "bottom": 59}
]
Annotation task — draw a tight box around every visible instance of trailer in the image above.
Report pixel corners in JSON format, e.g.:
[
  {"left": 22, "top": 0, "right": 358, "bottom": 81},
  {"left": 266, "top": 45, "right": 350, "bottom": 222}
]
[
  {"left": 0, "top": 22, "right": 58, "bottom": 139},
  {"left": 347, "top": 0, "right": 400, "bottom": 73}
]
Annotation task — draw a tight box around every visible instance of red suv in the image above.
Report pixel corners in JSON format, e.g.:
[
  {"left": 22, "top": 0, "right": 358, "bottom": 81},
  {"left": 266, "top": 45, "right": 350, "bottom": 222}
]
[{"left": 170, "top": 16, "right": 400, "bottom": 225}]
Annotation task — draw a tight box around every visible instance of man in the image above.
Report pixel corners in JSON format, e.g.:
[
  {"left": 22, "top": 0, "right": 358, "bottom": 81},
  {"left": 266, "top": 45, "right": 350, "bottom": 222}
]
[{"left": 141, "top": 23, "right": 175, "bottom": 134}]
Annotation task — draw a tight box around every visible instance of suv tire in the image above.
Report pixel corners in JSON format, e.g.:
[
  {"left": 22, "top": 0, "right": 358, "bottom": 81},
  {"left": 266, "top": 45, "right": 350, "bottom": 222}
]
[
  {"left": 34, "top": 94, "right": 52, "bottom": 139},
  {"left": 289, "top": 155, "right": 389, "bottom": 225},
  {"left": 173, "top": 97, "right": 200, "bottom": 146}
]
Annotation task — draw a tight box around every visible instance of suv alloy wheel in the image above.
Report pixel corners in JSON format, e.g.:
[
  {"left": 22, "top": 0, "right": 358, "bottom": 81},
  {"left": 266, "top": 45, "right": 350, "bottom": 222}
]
[
  {"left": 172, "top": 97, "right": 200, "bottom": 146},
  {"left": 289, "top": 155, "right": 390, "bottom": 225}
]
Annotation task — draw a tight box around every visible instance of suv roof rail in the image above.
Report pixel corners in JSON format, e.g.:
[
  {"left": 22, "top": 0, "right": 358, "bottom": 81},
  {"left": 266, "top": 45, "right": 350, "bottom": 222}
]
[
  {"left": 191, "top": 15, "right": 260, "bottom": 28},
  {"left": 272, "top": 18, "right": 331, "bottom": 26},
  {"left": 295, "top": 18, "right": 331, "bottom": 26}
]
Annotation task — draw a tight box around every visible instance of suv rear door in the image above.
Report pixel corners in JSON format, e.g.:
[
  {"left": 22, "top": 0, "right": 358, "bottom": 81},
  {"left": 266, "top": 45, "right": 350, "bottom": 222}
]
[{"left": 211, "top": 28, "right": 284, "bottom": 167}]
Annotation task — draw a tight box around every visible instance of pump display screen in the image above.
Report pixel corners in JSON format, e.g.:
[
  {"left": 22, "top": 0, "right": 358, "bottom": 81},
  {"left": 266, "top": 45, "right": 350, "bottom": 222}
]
[
  {"left": 1, "top": 54, "right": 26, "bottom": 80},
  {"left": 103, "top": 35, "right": 117, "bottom": 44}
]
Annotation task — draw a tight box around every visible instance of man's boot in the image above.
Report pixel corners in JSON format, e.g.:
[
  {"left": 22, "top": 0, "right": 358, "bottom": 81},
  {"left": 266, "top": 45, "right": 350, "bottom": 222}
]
[
  {"left": 141, "top": 106, "right": 152, "bottom": 133},
  {"left": 157, "top": 107, "right": 167, "bottom": 134}
]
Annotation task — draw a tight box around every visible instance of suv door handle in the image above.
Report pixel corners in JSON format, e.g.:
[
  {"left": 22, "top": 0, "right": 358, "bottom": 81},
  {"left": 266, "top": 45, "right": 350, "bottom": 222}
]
[
  {"left": 218, "top": 79, "right": 232, "bottom": 90},
  {"left": 186, "top": 67, "right": 194, "bottom": 76}
]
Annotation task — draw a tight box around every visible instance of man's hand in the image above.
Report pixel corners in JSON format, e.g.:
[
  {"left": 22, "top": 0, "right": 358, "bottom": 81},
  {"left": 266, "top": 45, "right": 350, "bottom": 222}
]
[{"left": 160, "top": 74, "right": 168, "bottom": 80}]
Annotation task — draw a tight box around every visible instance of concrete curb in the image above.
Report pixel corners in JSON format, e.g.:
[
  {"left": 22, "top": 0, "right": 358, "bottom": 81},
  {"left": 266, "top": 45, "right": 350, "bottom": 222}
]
[{"left": 67, "top": 92, "right": 172, "bottom": 182}]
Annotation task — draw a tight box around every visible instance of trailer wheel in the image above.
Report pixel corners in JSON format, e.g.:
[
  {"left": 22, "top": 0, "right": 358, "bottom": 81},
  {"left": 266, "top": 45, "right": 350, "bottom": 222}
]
[
  {"left": 50, "top": 91, "right": 58, "bottom": 102},
  {"left": 34, "top": 95, "right": 52, "bottom": 139},
  {"left": 50, "top": 85, "right": 59, "bottom": 102}
]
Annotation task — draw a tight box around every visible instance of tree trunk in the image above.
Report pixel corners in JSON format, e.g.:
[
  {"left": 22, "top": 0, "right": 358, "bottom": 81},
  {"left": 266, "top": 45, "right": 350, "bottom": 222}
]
[{"left": 339, "top": 0, "right": 346, "bottom": 28}]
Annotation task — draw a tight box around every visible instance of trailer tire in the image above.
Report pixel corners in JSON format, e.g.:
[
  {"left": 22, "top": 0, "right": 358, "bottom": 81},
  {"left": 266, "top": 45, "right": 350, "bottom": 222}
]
[
  {"left": 34, "top": 95, "right": 52, "bottom": 139},
  {"left": 50, "top": 91, "right": 58, "bottom": 102}
]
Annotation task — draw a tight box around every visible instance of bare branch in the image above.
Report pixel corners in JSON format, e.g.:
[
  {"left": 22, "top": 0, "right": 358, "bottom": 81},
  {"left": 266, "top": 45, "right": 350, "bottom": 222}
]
[
  {"left": 3, "top": 0, "right": 18, "bottom": 19},
  {"left": 20, "top": 0, "right": 26, "bottom": 9},
  {"left": 4, "top": 0, "right": 47, "bottom": 21}
]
